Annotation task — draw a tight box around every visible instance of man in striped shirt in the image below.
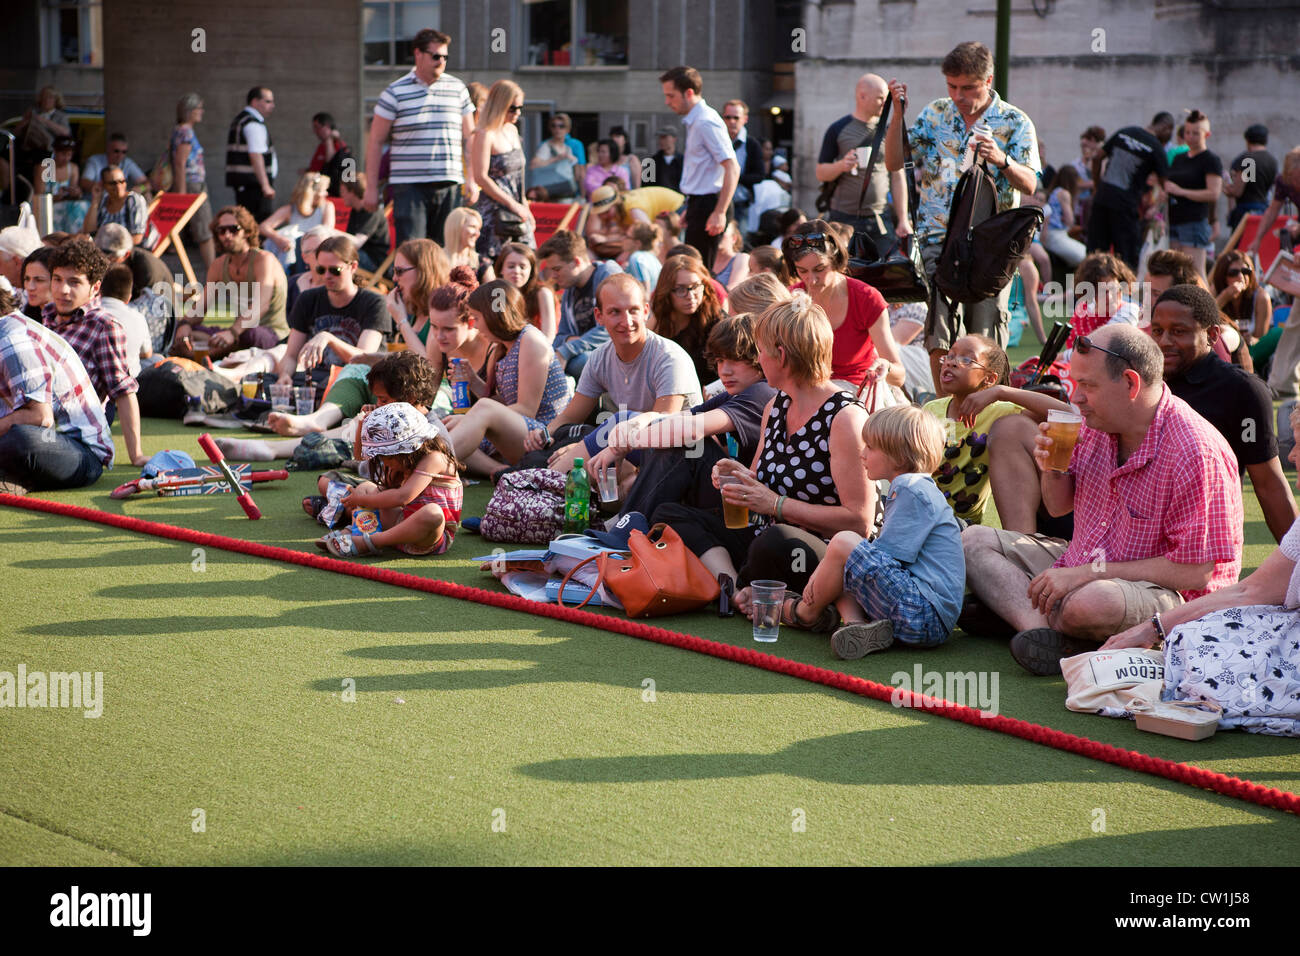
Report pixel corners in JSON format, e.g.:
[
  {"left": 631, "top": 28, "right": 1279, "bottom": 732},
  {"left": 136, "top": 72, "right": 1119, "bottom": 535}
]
[
  {"left": 0, "top": 290, "right": 114, "bottom": 494},
  {"left": 363, "top": 28, "right": 477, "bottom": 245}
]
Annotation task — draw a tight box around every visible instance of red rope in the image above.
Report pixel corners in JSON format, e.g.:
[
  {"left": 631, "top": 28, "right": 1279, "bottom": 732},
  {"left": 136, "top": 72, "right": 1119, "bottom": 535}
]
[{"left": 6, "top": 491, "right": 1299, "bottom": 816}]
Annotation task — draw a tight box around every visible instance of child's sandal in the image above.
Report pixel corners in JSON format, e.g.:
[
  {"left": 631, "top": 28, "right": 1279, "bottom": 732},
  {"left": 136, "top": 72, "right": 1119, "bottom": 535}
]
[
  {"left": 316, "top": 530, "right": 382, "bottom": 558},
  {"left": 780, "top": 592, "right": 840, "bottom": 634}
]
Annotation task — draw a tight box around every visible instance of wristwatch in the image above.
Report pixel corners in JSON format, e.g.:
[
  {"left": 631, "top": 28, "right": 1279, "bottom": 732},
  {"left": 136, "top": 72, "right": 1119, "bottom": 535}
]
[{"left": 1000, "top": 155, "right": 1013, "bottom": 171}]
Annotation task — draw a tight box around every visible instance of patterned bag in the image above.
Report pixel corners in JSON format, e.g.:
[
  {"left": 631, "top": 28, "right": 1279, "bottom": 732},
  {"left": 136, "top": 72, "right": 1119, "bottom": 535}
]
[{"left": 480, "top": 468, "right": 565, "bottom": 544}]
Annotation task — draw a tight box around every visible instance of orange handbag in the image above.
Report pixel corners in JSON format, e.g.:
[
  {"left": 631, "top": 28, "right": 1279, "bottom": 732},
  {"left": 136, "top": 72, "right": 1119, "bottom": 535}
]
[{"left": 558, "top": 523, "right": 720, "bottom": 618}]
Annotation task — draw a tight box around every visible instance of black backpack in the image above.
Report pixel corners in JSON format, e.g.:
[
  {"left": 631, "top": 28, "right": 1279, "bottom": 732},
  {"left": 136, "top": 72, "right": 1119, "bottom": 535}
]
[{"left": 933, "top": 161, "right": 1044, "bottom": 308}]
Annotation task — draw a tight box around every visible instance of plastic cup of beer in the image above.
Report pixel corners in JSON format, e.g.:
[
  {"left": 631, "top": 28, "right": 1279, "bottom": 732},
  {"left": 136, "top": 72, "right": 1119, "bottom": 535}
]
[
  {"left": 240, "top": 379, "right": 258, "bottom": 401},
  {"left": 294, "top": 386, "right": 315, "bottom": 415},
  {"left": 719, "top": 475, "right": 750, "bottom": 529},
  {"left": 750, "top": 580, "right": 787, "bottom": 643},
  {"left": 192, "top": 345, "right": 210, "bottom": 365},
  {"left": 387, "top": 340, "right": 408, "bottom": 352},
  {"left": 1044, "top": 409, "right": 1083, "bottom": 472}
]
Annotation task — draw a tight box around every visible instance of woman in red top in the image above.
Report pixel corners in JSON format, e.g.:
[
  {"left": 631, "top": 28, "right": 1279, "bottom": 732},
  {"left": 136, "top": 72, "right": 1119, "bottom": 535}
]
[{"left": 784, "top": 219, "right": 904, "bottom": 392}]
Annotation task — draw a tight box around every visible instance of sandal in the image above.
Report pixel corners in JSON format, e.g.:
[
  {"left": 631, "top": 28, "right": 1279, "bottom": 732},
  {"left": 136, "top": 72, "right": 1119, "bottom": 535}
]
[
  {"left": 780, "top": 592, "right": 840, "bottom": 634},
  {"left": 831, "top": 621, "right": 895, "bottom": 660},
  {"left": 316, "top": 529, "right": 382, "bottom": 558}
]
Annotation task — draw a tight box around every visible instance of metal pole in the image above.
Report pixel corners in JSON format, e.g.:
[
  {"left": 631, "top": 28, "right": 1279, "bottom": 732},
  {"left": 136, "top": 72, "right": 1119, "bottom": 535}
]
[{"left": 994, "top": 0, "right": 1011, "bottom": 99}]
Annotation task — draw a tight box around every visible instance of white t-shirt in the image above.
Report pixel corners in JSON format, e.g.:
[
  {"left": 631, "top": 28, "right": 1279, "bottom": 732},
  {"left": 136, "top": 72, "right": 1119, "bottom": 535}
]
[
  {"left": 99, "top": 297, "right": 151, "bottom": 377},
  {"left": 576, "top": 330, "right": 702, "bottom": 411},
  {"left": 240, "top": 108, "right": 278, "bottom": 181}
]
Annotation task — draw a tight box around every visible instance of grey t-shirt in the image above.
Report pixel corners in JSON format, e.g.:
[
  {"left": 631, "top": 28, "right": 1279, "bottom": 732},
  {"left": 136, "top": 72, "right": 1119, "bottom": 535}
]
[
  {"left": 819, "top": 115, "right": 889, "bottom": 217},
  {"left": 576, "top": 330, "right": 702, "bottom": 411}
]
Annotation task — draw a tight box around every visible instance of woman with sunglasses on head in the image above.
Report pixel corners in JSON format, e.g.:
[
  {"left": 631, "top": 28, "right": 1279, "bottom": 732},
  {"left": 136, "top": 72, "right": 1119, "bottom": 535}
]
[
  {"left": 784, "top": 220, "right": 905, "bottom": 393},
  {"left": 1212, "top": 250, "right": 1274, "bottom": 371},
  {"left": 650, "top": 255, "right": 727, "bottom": 388},
  {"left": 258, "top": 172, "right": 335, "bottom": 273},
  {"left": 472, "top": 80, "right": 534, "bottom": 261},
  {"left": 81, "top": 165, "right": 153, "bottom": 246},
  {"left": 495, "top": 241, "right": 558, "bottom": 340}
]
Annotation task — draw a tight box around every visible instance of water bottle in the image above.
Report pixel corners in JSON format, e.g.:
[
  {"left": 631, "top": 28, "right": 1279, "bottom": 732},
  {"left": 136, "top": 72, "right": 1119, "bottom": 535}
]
[
  {"left": 564, "top": 458, "right": 590, "bottom": 533},
  {"left": 450, "top": 358, "right": 471, "bottom": 415}
]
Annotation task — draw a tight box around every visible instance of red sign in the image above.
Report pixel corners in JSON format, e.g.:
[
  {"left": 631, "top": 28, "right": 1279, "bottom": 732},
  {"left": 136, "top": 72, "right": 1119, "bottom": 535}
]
[
  {"left": 530, "top": 201, "right": 580, "bottom": 248},
  {"left": 1231, "top": 212, "right": 1296, "bottom": 275},
  {"left": 147, "top": 193, "right": 205, "bottom": 248}
]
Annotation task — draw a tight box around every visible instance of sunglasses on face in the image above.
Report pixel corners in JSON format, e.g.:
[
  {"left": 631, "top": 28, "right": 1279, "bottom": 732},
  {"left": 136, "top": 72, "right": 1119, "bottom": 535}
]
[
  {"left": 216, "top": 224, "right": 242, "bottom": 235},
  {"left": 315, "top": 265, "right": 346, "bottom": 276},
  {"left": 508, "top": 105, "right": 523, "bottom": 115},
  {"left": 106, "top": 178, "right": 127, "bottom": 185},
  {"left": 1227, "top": 267, "right": 1252, "bottom": 277},
  {"left": 1075, "top": 335, "right": 1135, "bottom": 369},
  {"left": 420, "top": 50, "right": 448, "bottom": 61},
  {"left": 784, "top": 233, "right": 829, "bottom": 254}
]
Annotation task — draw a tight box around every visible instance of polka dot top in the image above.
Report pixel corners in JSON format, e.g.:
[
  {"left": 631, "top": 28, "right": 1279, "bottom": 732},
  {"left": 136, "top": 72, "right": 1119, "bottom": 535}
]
[{"left": 756, "top": 390, "right": 858, "bottom": 517}]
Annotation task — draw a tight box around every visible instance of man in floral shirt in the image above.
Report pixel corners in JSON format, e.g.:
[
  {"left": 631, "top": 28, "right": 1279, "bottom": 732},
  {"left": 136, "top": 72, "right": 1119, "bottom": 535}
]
[{"left": 885, "top": 41, "right": 1041, "bottom": 396}]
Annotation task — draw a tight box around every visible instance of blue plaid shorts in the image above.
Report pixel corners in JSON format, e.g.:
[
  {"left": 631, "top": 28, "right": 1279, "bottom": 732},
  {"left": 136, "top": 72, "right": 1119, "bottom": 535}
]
[{"left": 842, "top": 539, "right": 949, "bottom": 646}]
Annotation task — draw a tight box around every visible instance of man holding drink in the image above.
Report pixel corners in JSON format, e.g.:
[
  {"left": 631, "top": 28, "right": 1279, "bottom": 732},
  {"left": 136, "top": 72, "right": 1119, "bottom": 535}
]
[{"left": 961, "top": 325, "right": 1244, "bottom": 675}]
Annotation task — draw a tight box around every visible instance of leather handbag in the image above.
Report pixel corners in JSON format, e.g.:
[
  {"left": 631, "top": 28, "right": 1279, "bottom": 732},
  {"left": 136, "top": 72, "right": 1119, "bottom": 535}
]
[
  {"left": 845, "top": 97, "right": 931, "bottom": 303},
  {"left": 558, "top": 523, "right": 720, "bottom": 618},
  {"left": 494, "top": 203, "right": 527, "bottom": 239}
]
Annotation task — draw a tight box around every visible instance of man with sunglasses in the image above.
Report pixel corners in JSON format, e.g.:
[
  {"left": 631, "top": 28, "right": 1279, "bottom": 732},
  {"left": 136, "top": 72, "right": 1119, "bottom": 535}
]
[
  {"left": 365, "top": 28, "right": 476, "bottom": 245},
  {"left": 173, "top": 206, "right": 288, "bottom": 360},
  {"left": 80, "top": 133, "right": 148, "bottom": 196},
  {"left": 963, "top": 324, "right": 1243, "bottom": 676},
  {"left": 274, "top": 236, "right": 390, "bottom": 404},
  {"left": 1151, "top": 284, "right": 1296, "bottom": 543}
]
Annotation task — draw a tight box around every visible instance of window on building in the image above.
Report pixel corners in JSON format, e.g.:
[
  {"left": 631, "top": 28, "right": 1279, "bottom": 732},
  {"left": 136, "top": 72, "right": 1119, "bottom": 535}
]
[
  {"left": 524, "top": 0, "right": 627, "bottom": 67},
  {"left": 42, "top": 0, "right": 102, "bottom": 67},
  {"left": 364, "top": 0, "right": 442, "bottom": 67}
]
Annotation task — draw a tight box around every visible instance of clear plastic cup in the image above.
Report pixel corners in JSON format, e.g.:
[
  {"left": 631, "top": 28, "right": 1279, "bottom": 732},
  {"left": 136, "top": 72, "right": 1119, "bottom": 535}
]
[
  {"left": 269, "top": 383, "right": 293, "bottom": 413},
  {"left": 719, "top": 474, "right": 750, "bottom": 530},
  {"left": 596, "top": 465, "right": 619, "bottom": 503},
  {"left": 1044, "top": 409, "right": 1083, "bottom": 473},
  {"left": 294, "top": 386, "right": 315, "bottom": 415},
  {"left": 750, "top": 580, "right": 786, "bottom": 643}
]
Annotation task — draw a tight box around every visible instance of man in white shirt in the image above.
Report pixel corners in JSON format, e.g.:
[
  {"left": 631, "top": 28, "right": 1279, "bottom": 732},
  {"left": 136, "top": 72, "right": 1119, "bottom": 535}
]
[
  {"left": 79, "top": 133, "right": 149, "bottom": 195},
  {"left": 97, "top": 264, "right": 152, "bottom": 377},
  {"left": 660, "top": 66, "right": 739, "bottom": 271},
  {"left": 225, "top": 87, "right": 278, "bottom": 221},
  {"left": 364, "top": 28, "right": 476, "bottom": 244}
]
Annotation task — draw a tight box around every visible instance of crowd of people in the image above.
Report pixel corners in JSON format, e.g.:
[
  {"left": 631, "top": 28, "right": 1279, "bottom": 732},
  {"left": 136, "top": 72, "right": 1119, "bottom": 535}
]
[{"left": 2, "top": 34, "right": 1299, "bottom": 725}]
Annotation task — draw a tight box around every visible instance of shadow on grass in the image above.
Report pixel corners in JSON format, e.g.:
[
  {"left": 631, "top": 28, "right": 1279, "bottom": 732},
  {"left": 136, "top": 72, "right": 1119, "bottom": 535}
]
[
  {"left": 955, "top": 820, "right": 1300, "bottom": 866},
  {"left": 311, "top": 636, "right": 822, "bottom": 697}
]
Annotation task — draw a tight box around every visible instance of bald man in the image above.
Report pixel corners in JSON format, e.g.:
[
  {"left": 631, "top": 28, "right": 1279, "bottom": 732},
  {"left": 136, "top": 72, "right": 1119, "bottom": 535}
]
[{"left": 815, "top": 73, "right": 913, "bottom": 258}]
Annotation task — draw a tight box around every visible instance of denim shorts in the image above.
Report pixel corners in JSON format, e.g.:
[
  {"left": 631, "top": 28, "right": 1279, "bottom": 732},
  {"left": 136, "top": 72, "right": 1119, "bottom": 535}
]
[{"left": 1170, "top": 219, "right": 1211, "bottom": 247}]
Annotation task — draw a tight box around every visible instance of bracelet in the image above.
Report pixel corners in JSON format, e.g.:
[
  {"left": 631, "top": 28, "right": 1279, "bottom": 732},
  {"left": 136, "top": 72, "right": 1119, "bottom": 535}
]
[
  {"left": 775, "top": 494, "right": 787, "bottom": 523},
  {"left": 1150, "top": 613, "right": 1167, "bottom": 643}
]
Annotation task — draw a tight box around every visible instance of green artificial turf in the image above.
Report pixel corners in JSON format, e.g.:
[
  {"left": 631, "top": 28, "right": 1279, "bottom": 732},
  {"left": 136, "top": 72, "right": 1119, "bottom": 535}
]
[{"left": 3, "top": 341, "right": 1299, "bottom": 865}]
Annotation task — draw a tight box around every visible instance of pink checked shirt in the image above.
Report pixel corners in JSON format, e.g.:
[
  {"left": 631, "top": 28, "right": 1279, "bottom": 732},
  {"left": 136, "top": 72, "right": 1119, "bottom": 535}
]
[{"left": 1055, "top": 385, "right": 1242, "bottom": 599}]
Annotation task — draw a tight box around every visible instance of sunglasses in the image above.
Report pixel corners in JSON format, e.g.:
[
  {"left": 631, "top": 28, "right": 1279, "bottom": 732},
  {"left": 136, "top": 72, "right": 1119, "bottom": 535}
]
[
  {"left": 215, "top": 224, "right": 242, "bottom": 235},
  {"left": 784, "top": 233, "right": 829, "bottom": 254},
  {"left": 420, "top": 50, "right": 448, "bottom": 61},
  {"left": 1075, "top": 335, "right": 1135, "bottom": 369},
  {"left": 105, "top": 178, "right": 127, "bottom": 185},
  {"left": 508, "top": 105, "right": 523, "bottom": 115},
  {"left": 315, "top": 265, "right": 346, "bottom": 276},
  {"left": 1227, "top": 267, "right": 1252, "bottom": 277}
]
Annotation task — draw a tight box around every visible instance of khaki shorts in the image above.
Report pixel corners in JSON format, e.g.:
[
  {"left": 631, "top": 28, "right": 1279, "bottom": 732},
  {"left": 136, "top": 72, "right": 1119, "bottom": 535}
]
[{"left": 989, "top": 529, "right": 1183, "bottom": 630}]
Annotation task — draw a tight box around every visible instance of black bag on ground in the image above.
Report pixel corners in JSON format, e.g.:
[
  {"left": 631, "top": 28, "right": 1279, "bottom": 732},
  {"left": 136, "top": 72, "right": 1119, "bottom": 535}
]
[
  {"left": 933, "top": 161, "right": 1044, "bottom": 307},
  {"left": 136, "top": 362, "right": 239, "bottom": 419}
]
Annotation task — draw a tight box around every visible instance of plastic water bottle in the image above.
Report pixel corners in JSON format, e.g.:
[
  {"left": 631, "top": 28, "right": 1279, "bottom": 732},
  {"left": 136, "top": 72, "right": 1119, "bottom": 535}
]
[
  {"left": 564, "top": 458, "right": 590, "bottom": 533},
  {"left": 450, "top": 358, "right": 471, "bottom": 415}
]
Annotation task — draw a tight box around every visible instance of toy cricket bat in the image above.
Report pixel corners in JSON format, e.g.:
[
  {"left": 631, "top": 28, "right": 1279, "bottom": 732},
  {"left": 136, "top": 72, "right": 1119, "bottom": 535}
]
[
  {"left": 110, "top": 466, "right": 287, "bottom": 499},
  {"left": 197, "top": 433, "right": 264, "bottom": 519}
]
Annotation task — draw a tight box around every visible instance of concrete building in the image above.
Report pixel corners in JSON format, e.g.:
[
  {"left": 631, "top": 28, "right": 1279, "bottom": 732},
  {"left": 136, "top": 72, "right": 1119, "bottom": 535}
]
[{"left": 794, "top": 0, "right": 1300, "bottom": 215}]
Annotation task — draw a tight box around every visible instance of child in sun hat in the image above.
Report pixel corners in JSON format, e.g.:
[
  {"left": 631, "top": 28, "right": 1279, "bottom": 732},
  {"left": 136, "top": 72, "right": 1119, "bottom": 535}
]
[{"left": 316, "top": 402, "right": 463, "bottom": 558}]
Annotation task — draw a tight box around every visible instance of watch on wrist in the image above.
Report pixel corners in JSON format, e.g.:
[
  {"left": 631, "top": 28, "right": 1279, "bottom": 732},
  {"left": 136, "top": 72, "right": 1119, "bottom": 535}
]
[{"left": 1150, "top": 613, "right": 1167, "bottom": 643}]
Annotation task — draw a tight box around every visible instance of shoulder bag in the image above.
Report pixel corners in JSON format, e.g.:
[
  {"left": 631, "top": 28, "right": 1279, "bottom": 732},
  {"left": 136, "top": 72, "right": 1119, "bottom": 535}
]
[{"left": 558, "top": 523, "right": 719, "bottom": 618}]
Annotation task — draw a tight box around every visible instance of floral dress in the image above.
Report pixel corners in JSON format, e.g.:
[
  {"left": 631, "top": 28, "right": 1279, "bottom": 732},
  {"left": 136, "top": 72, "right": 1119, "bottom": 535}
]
[{"left": 475, "top": 145, "right": 532, "bottom": 259}]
